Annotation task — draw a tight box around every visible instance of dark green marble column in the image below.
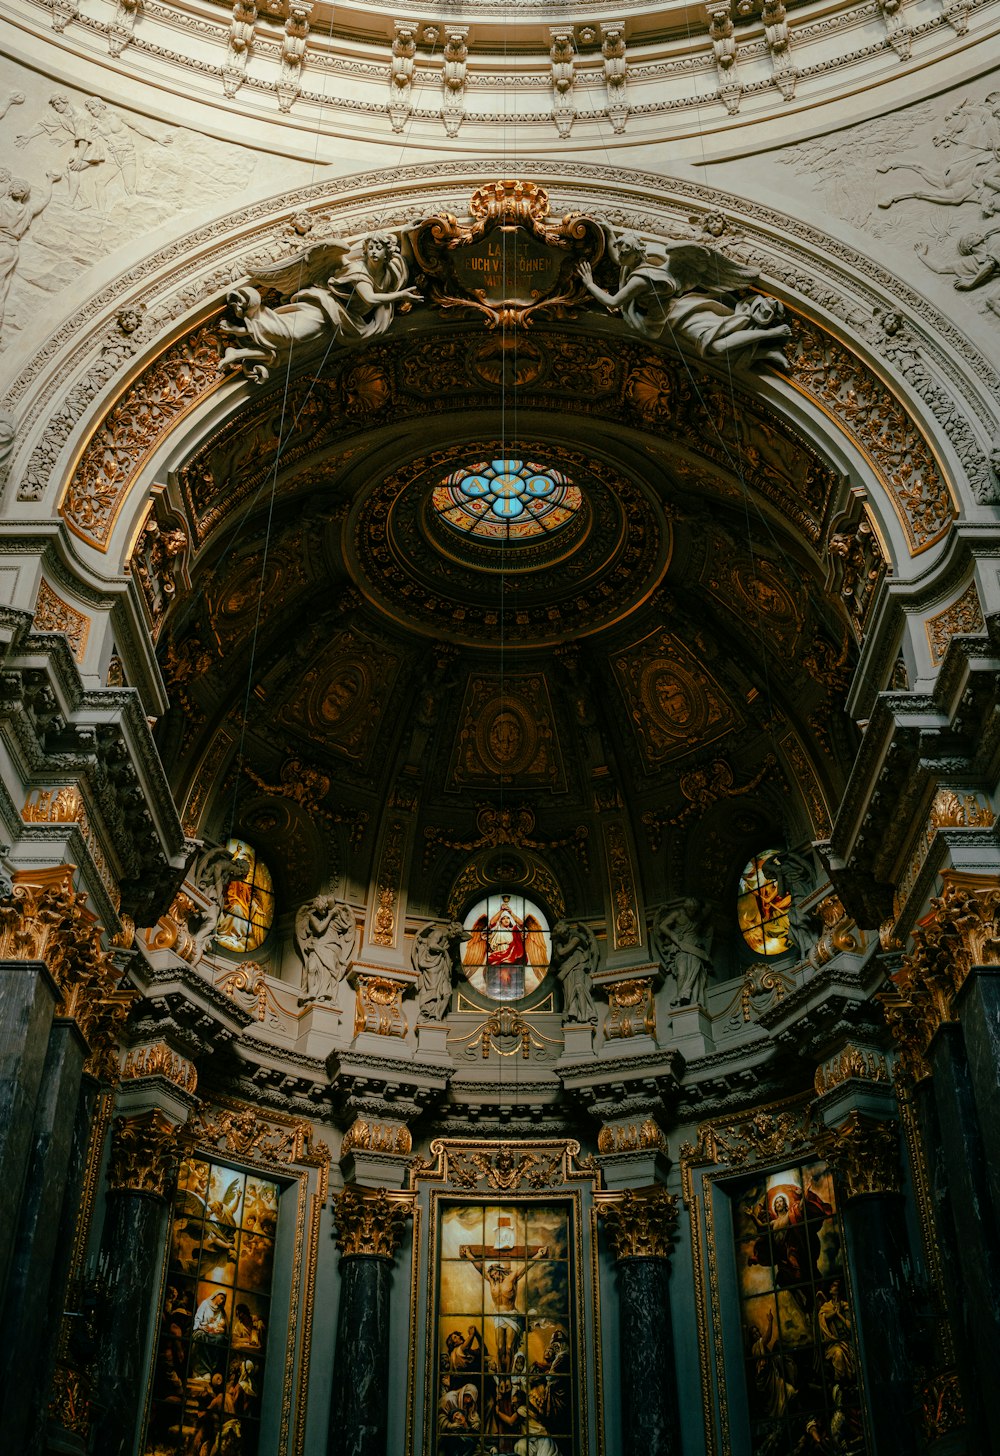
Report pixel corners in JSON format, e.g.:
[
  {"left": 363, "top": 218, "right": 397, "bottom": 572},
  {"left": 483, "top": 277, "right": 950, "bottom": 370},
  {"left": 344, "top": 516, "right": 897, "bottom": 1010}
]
[
  {"left": 597, "top": 1187, "right": 681, "bottom": 1456},
  {"left": 822, "top": 1112, "right": 921, "bottom": 1456},
  {"left": 924, "top": 1024, "right": 1000, "bottom": 1453},
  {"left": 954, "top": 966, "right": 1000, "bottom": 1224},
  {"left": 0, "top": 1018, "right": 88, "bottom": 1451},
  {"left": 87, "top": 1110, "right": 180, "bottom": 1456},
  {"left": 328, "top": 1255, "right": 393, "bottom": 1456},
  {"left": 328, "top": 1187, "right": 414, "bottom": 1456},
  {"left": 0, "top": 959, "right": 60, "bottom": 1306}
]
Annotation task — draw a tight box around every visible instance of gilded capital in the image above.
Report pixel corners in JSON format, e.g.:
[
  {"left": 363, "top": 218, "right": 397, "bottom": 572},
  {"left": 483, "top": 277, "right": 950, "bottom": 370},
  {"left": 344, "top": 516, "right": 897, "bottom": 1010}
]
[
  {"left": 0, "top": 865, "right": 135, "bottom": 1081},
  {"left": 107, "top": 1109, "right": 181, "bottom": 1199},
  {"left": 595, "top": 1186, "right": 679, "bottom": 1261},
  {"left": 819, "top": 1111, "right": 901, "bottom": 1200},
  {"left": 331, "top": 1185, "right": 415, "bottom": 1259}
]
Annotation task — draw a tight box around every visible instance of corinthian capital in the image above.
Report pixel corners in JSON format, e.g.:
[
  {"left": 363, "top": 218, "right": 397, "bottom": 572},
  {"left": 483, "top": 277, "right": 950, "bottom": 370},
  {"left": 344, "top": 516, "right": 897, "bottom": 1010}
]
[
  {"left": 595, "top": 1186, "right": 679, "bottom": 1261},
  {"left": 818, "top": 1111, "right": 901, "bottom": 1200},
  {"left": 107, "top": 1109, "right": 181, "bottom": 1199},
  {"left": 331, "top": 1186, "right": 415, "bottom": 1259}
]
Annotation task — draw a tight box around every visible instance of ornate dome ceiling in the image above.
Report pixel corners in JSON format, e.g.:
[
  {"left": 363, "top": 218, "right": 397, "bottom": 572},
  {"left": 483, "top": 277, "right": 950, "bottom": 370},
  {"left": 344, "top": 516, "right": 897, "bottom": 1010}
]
[{"left": 149, "top": 312, "right": 861, "bottom": 958}]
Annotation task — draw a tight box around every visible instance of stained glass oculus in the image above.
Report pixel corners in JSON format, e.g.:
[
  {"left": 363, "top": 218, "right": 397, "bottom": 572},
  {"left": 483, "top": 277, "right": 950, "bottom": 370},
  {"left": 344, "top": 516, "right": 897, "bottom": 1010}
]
[{"left": 432, "top": 458, "right": 583, "bottom": 542}]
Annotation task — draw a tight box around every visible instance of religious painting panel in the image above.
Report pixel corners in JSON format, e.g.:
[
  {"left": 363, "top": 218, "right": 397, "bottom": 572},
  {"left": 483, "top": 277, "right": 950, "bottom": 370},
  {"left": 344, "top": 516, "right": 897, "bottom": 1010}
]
[
  {"left": 145, "top": 1155, "right": 280, "bottom": 1456},
  {"left": 433, "top": 1200, "right": 578, "bottom": 1455},
  {"left": 732, "top": 1159, "right": 867, "bottom": 1454}
]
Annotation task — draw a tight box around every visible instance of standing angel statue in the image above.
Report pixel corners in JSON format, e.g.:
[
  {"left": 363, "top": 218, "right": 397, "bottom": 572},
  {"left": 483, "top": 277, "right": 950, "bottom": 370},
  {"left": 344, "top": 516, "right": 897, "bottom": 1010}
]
[
  {"left": 653, "top": 898, "right": 714, "bottom": 1007},
  {"left": 412, "top": 918, "right": 469, "bottom": 1022},
  {"left": 577, "top": 230, "right": 790, "bottom": 370},
  {"left": 551, "top": 919, "right": 599, "bottom": 1023},
  {"left": 218, "top": 232, "right": 421, "bottom": 382},
  {"left": 294, "top": 894, "right": 356, "bottom": 1006}
]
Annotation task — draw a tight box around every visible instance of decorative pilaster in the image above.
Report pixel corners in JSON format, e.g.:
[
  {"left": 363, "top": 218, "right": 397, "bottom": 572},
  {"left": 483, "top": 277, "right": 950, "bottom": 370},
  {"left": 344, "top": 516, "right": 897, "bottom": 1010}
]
[
  {"left": 90, "top": 1109, "right": 182, "bottom": 1456},
  {"left": 328, "top": 1187, "right": 415, "bottom": 1456},
  {"left": 596, "top": 1188, "right": 681, "bottom": 1455}
]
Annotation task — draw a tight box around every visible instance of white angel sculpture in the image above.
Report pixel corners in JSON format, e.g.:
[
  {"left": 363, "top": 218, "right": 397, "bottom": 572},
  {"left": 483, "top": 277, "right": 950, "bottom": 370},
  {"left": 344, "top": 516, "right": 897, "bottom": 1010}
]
[
  {"left": 218, "top": 232, "right": 421, "bottom": 382},
  {"left": 577, "top": 230, "right": 790, "bottom": 370},
  {"left": 551, "top": 919, "right": 599, "bottom": 1023}
]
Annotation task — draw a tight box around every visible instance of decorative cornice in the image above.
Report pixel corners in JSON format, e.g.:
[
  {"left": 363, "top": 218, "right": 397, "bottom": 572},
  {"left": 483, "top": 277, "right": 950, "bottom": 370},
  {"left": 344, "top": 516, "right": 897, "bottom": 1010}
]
[
  {"left": 816, "top": 1110, "right": 902, "bottom": 1199},
  {"left": 680, "top": 1095, "right": 815, "bottom": 1170},
  {"left": 106, "top": 1109, "right": 180, "bottom": 1199},
  {"left": 330, "top": 1185, "right": 415, "bottom": 1259},
  {"left": 597, "top": 1117, "right": 666, "bottom": 1154},
  {"left": 595, "top": 1186, "right": 679, "bottom": 1261}
]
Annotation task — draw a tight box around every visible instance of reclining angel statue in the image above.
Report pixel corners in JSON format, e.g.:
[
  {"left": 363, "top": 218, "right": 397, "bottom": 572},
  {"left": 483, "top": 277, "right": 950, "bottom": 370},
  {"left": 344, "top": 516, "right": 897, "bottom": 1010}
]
[
  {"left": 577, "top": 230, "right": 790, "bottom": 370},
  {"left": 219, "top": 231, "right": 421, "bottom": 382}
]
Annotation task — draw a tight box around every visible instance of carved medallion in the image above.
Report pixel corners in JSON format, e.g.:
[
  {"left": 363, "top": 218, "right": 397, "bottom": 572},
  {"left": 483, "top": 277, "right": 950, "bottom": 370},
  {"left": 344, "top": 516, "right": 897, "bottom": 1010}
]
[
  {"left": 450, "top": 675, "right": 565, "bottom": 788},
  {"left": 278, "top": 628, "right": 401, "bottom": 765},
  {"left": 613, "top": 629, "right": 740, "bottom": 768}
]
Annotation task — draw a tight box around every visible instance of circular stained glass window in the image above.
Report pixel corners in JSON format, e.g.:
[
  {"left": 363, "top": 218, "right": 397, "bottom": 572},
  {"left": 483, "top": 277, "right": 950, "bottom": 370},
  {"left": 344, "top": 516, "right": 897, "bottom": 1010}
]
[
  {"left": 460, "top": 893, "right": 551, "bottom": 1002},
  {"left": 216, "top": 838, "right": 275, "bottom": 954},
  {"left": 432, "top": 458, "right": 583, "bottom": 543}
]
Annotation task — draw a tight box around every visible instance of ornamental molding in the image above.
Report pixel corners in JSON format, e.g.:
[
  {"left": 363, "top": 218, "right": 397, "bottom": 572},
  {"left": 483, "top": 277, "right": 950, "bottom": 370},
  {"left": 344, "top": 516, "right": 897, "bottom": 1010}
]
[
  {"left": 814, "top": 1042, "right": 890, "bottom": 1096},
  {"left": 680, "top": 1095, "right": 816, "bottom": 1170},
  {"left": 595, "top": 1186, "right": 679, "bottom": 1260},
  {"left": 330, "top": 1185, "right": 415, "bottom": 1259},
  {"left": 409, "top": 1137, "right": 598, "bottom": 1193},
  {"left": 186, "top": 1100, "right": 330, "bottom": 1192}
]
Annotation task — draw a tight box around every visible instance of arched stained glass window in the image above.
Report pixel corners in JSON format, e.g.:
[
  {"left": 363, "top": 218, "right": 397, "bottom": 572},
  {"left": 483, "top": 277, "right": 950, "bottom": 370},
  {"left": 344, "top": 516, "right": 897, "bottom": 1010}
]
[
  {"left": 460, "top": 893, "right": 551, "bottom": 1001},
  {"left": 737, "top": 849, "right": 792, "bottom": 957},
  {"left": 216, "top": 839, "right": 275, "bottom": 954},
  {"left": 432, "top": 458, "right": 582, "bottom": 542}
]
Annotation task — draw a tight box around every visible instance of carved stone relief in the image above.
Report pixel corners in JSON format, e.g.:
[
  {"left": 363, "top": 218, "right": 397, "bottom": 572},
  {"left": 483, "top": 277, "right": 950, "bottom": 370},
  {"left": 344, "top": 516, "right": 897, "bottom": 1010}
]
[
  {"left": 776, "top": 82, "right": 1000, "bottom": 343},
  {"left": 0, "top": 58, "right": 309, "bottom": 354},
  {"left": 611, "top": 627, "right": 742, "bottom": 770},
  {"left": 449, "top": 674, "right": 565, "bottom": 789}
]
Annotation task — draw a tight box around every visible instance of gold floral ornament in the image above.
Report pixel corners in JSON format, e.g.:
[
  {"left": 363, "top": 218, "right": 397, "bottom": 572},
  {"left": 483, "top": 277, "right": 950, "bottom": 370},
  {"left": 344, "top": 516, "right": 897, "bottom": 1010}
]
[
  {"left": 595, "top": 1187, "right": 679, "bottom": 1260},
  {"left": 331, "top": 1186, "right": 415, "bottom": 1259}
]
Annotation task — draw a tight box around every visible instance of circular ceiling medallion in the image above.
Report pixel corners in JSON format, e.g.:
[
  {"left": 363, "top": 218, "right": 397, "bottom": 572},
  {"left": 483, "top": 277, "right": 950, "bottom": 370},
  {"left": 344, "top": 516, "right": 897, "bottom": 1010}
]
[{"left": 348, "top": 440, "right": 670, "bottom": 646}]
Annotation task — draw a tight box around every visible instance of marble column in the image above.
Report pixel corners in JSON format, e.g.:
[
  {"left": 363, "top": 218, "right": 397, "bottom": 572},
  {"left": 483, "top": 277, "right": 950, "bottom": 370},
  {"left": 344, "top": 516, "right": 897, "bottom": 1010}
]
[
  {"left": 925, "top": 1023, "right": 1000, "bottom": 1452},
  {"left": 596, "top": 1187, "right": 681, "bottom": 1456},
  {"left": 327, "top": 1186, "right": 415, "bottom": 1456},
  {"left": 0, "top": 1018, "right": 88, "bottom": 1451},
  {"left": 821, "top": 1111, "right": 921, "bottom": 1456},
  {"left": 0, "top": 959, "right": 59, "bottom": 1305},
  {"left": 909, "top": 1079, "right": 989, "bottom": 1452},
  {"left": 88, "top": 1109, "right": 181, "bottom": 1456},
  {"left": 953, "top": 965, "right": 1000, "bottom": 1224}
]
